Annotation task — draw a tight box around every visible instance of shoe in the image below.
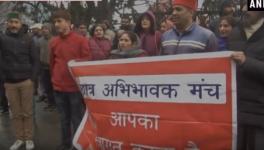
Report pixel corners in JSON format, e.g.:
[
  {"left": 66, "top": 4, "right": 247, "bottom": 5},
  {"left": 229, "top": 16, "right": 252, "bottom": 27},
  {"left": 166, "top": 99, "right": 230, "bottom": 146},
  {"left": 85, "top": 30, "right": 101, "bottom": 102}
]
[
  {"left": 43, "top": 105, "right": 51, "bottom": 111},
  {"left": 1, "top": 108, "right": 9, "bottom": 114},
  {"left": 70, "top": 147, "right": 78, "bottom": 150},
  {"left": 56, "top": 145, "right": 71, "bottom": 150},
  {"left": 49, "top": 105, "right": 56, "bottom": 111},
  {"left": 36, "top": 95, "right": 44, "bottom": 103},
  {"left": 10, "top": 140, "right": 24, "bottom": 150},
  {"left": 25, "top": 140, "right": 34, "bottom": 150},
  {"left": 43, "top": 105, "right": 50, "bottom": 110}
]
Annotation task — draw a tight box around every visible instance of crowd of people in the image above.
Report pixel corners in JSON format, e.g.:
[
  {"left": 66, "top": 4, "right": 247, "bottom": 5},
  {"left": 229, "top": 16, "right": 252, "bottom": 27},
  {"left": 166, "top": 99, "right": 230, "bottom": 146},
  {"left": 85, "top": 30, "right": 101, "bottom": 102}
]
[{"left": 0, "top": 0, "right": 264, "bottom": 150}]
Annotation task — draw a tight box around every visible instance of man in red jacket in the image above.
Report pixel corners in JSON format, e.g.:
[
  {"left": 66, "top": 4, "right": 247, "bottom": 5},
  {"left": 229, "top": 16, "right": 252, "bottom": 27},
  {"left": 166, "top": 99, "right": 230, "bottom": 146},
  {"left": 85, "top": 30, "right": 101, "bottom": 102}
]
[{"left": 49, "top": 9, "right": 91, "bottom": 150}]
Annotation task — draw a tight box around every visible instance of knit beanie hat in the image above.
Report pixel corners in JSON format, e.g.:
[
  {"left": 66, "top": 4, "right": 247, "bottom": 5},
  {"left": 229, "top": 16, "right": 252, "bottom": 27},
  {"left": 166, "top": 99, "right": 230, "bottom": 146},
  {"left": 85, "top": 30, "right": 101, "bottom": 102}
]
[
  {"left": 7, "top": 12, "right": 21, "bottom": 20},
  {"left": 173, "top": 0, "right": 198, "bottom": 11}
]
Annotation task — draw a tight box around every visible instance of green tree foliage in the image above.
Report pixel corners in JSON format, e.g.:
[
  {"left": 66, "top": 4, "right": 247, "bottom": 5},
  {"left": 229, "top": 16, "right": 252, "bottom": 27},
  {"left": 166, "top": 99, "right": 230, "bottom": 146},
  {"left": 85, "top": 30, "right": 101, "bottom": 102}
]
[{"left": 0, "top": 0, "right": 142, "bottom": 28}]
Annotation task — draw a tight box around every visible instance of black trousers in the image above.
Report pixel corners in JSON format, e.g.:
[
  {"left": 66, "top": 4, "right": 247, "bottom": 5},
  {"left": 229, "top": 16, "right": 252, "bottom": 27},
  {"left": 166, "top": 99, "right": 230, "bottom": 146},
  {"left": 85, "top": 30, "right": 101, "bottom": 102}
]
[
  {"left": 0, "top": 80, "right": 8, "bottom": 110},
  {"left": 237, "top": 121, "right": 264, "bottom": 150},
  {"left": 40, "top": 68, "right": 55, "bottom": 105}
]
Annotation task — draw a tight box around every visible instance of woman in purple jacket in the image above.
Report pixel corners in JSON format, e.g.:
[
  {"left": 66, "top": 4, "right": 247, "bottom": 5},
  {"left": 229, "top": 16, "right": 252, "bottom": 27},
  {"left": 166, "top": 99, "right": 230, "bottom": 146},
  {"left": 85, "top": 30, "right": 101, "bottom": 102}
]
[
  {"left": 217, "top": 16, "right": 235, "bottom": 51},
  {"left": 134, "top": 11, "right": 161, "bottom": 56},
  {"left": 89, "top": 24, "right": 112, "bottom": 60}
]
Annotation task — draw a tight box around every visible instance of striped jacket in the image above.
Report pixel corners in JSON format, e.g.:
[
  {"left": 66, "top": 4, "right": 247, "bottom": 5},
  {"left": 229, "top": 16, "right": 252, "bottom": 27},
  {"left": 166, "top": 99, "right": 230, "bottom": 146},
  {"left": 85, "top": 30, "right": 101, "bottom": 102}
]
[{"left": 161, "top": 23, "right": 218, "bottom": 55}]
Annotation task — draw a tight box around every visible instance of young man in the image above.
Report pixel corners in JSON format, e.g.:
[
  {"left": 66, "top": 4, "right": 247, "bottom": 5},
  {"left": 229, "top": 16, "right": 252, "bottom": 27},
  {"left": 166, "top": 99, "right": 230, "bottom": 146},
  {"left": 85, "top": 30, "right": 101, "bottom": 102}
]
[
  {"left": 120, "top": 15, "right": 134, "bottom": 31},
  {"left": 161, "top": 0, "right": 218, "bottom": 54},
  {"left": 49, "top": 10, "right": 91, "bottom": 150},
  {"left": 0, "top": 12, "right": 40, "bottom": 150},
  {"left": 229, "top": 4, "right": 264, "bottom": 150}
]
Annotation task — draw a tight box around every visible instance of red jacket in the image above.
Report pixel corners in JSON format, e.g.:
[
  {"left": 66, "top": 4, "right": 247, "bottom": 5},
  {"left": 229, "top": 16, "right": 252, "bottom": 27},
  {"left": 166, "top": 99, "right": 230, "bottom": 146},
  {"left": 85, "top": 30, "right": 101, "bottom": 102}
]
[
  {"left": 89, "top": 37, "right": 112, "bottom": 60},
  {"left": 49, "top": 31, "right": 91, "bottom": 92}
]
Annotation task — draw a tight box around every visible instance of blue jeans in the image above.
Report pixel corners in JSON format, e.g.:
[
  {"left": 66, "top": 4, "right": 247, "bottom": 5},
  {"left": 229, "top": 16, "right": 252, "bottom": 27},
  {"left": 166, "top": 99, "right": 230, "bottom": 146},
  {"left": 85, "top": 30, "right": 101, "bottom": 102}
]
[{"left": 54, "top": 91, "right": 85, "bottom": 147}]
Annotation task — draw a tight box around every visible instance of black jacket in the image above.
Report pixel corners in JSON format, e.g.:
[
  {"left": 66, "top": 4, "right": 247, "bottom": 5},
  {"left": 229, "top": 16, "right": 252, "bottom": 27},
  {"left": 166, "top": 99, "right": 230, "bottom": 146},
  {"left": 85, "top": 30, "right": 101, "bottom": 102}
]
[
  {"left": 0, "top": 30, "right": 40, "bottom": 82},
  {"left": 228, "top": 22, "right": 264, "bottom": 126}
]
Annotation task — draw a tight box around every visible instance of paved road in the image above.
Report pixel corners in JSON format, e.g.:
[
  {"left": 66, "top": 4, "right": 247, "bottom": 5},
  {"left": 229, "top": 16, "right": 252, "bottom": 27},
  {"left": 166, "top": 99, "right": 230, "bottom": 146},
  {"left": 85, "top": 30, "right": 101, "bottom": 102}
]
[{"left": 0, "top": 100, "right": 60, "bottom": 150}]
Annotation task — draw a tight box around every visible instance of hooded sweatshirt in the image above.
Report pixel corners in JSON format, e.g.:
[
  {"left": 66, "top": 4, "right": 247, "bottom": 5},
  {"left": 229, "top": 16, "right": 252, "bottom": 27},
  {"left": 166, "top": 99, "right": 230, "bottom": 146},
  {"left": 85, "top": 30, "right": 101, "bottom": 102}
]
[{"left": 135, "top": 11, "right": 161, "bottom": 56}]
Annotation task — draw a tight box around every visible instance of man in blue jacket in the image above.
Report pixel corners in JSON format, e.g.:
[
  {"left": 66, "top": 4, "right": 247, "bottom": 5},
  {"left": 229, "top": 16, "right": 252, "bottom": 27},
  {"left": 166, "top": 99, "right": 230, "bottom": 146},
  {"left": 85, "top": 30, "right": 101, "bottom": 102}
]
[{"left": 161, "top": 0, "right": 218, "bottom": 54}]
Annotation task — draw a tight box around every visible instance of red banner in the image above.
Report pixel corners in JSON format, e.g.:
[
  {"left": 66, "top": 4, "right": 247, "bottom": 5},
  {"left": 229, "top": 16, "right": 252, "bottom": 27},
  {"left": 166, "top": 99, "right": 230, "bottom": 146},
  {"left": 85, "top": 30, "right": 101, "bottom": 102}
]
[{"left": 69, "top": 52, "right": 237, "bottom": 150}]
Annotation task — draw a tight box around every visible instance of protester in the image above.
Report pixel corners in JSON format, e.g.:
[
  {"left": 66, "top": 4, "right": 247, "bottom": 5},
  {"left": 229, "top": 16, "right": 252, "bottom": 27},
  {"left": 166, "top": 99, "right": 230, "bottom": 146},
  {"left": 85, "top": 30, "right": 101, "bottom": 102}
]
[
  {"left": 77, "top": 22, "right": 89, "bottom": 38},
  {"left": 209, "top": 0, "right": 238, "bottom": 35},
  {"left": 29, "top": 23, "right": 42, "bottom": 99},
  {"left": 110, "top": 31, "right": 147, "bottom": 59},
  {"left": 134, "top": 11, "right": 161, "bottom": 56},
  {"left": 229, "top": 3, "right": 264, "bottom": 150},
  {"left": 30, "top": 23, "right": 43, "bottom": 46},
  {"left": 119, "top": 15, "right": 134, "bottom": 31},
  {"left": 112, "top": 29, "right": 125, "bottom": 50},
  {"left": 0, "top": 11, "right": 40, "bottom": 150},
  {"left": 101, "top": 20, "right": 116, "bottom": 42},
  {"left": 21, "top": 24, "right": 29, "bottom": 34},
  {"left": 160, "top": 17, "right": 173, "bottom": 33},
  {"left": 161, "top": 0, "right": 218, "bottom": 55},
  {"left": 113, "top": 16, "right": 135, "bottom": 50},
  {"left": 89, "top": 24, "right": 112, "bottom": 60},
  {"left": 49, "top": 9, "right": 91, "bottom": 150},
  {"left": 39, "top": 23, "right": 55, "bottom": 111},
  {"left": 217, "top": 16, "right": 236, "bottom": 51}
]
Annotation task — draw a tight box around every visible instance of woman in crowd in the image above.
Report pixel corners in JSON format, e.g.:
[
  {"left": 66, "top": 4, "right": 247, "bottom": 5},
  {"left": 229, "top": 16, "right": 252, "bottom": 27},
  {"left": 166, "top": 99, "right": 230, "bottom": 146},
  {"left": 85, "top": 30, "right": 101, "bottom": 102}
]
[
  {"left": 110, "top": 31, "right": 147, "bottom": 59},
  {"left": 160, "top": 17, "right": 173, "bottom": 33},
  {"left": 217, "top": 16, "right": 236, "bottom": 51},
  {"left": 134, "top": 11, "right": 161, "bottom": 56},
  {"left": 89, "top": 24, "right": 112, "bottom": 60}
]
